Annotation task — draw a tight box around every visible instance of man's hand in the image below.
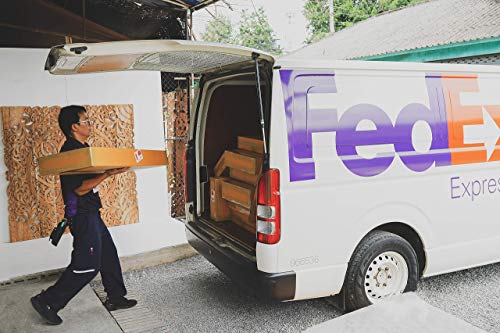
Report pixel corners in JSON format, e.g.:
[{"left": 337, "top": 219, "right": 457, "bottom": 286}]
[
  {"left": 74, "top": 168, "right": 130, "bottom": 196},
  {"left": 105, "top": 167, "right": 130, "bottom": 176}
]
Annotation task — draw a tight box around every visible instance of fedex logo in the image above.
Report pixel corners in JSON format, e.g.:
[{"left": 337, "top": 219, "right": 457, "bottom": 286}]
[{"left": 280, "top": 69, "right": 500, "bottom": 181}]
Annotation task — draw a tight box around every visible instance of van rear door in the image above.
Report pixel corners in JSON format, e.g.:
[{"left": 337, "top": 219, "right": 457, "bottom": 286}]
[
  {"left": 45, "top": 40, "right": 274, "bottom": 75},
  {"left": 45, "top": 39, "right": 275, "bottom": 221}
]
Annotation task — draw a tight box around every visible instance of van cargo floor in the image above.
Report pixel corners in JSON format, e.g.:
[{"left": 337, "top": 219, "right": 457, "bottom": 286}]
[{"left": 199, "top": 216, "right": 256, "bottom": 252}]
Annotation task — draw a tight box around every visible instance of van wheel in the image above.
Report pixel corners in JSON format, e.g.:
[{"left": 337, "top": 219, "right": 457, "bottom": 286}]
[{"left": 343, "top": 230, "right": 418, "bottom": 311}]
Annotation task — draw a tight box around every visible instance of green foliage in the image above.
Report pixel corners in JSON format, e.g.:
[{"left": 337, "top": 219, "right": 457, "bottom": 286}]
[
  {"left": 304, "top": 0, "right": 427, "bottom": 44},
  {"left": 238, "top": 7, "right": 283, "bottom": 55},
  {"left": 201, "top": 7, "right": 282, "bottom": 56},
  {"left": 201, "top": 14, "right": 236, "bottom": 44},
  {"left": 303, "top": 0, "right": 331, "bottom": 44}
]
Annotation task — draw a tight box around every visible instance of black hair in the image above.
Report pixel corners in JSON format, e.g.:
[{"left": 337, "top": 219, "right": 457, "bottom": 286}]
[{"left": 58, "top": 105, "right": 86, "bottom": 138}]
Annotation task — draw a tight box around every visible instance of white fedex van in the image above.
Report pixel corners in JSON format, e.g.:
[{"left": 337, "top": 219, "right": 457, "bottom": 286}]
[{"left": 46, "top": 40, "right": 500, "bottom": 311}]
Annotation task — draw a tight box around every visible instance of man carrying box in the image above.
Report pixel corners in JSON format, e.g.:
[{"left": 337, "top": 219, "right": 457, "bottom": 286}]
[{"left": 31, "top": 105, "right": 137, "bottom": 325}]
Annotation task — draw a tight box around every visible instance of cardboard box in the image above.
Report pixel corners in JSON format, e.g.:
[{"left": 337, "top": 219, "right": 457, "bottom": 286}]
[
  {"left": 237, "top": 136, "right": 264, "bottom": 154},
  {"left": 214, "top": 149, "right": 263, "bottom": 177},
  {"left": 38, "top": 147, "right": 168, "bottom": 176},
  {"left": 227, "top": 202, "right": 256, "bottom": 234},
  {"left": 229, "top": 168, "right": 260, "bottom": 185},
  {"left": 221, "top": 178, "right": 255, "bottom": 210},
  {"left": 210, "top": 177, "right": 231, "bottom": 222}
]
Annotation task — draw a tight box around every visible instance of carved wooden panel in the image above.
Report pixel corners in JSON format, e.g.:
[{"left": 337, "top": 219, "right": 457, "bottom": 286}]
[
  {"left": 1, "top": 105, "right": 138, "bottom": 243},
  {"left": 164, "top": 88, "right": 188, "bottom": 218}
]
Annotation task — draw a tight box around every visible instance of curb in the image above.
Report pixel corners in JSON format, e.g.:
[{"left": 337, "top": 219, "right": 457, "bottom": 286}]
[{"left": 0, "top": 243, "right": 198, "bottom": 287}]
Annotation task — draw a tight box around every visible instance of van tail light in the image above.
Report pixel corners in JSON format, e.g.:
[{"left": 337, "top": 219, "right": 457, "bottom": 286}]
[{"left": 257, "top": 169, "right": 280, "bottom": 244}]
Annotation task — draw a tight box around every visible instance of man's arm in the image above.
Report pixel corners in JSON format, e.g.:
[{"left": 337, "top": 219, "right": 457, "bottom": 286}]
[{"left": 74, "top": 167, "right": 129, "bottom": 196}]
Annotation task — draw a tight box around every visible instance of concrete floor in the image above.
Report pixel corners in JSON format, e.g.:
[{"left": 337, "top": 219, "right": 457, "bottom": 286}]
[
  {"left": 305, "top": 293, "right": 486, "bottom": 333},
  {"left": 0, "top": 276, "right": 121, "bottom": 333}
]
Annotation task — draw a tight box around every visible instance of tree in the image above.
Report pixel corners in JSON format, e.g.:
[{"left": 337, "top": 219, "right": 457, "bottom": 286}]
[
  {"left": 201, "top": 14, "right": 236, "bottom": 44},
  {"left": 304, "top": 0, "right": 426, "bottom": 44},
  {"left": 303, "top": 0, "right": 331, "bottom": 44},
  {"left": 238, "top": 7, "right": 282, "bottom": 55}
]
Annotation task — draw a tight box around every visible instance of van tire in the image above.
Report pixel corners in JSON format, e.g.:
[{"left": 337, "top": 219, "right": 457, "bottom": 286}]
[{"left": 343, "top": 230, "right": 418, "bottom": 312}]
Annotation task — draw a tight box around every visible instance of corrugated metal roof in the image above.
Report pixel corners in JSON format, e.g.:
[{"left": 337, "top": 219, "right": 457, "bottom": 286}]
[{"left": 285, "top": 0, "right": 500, "bottom": 60}]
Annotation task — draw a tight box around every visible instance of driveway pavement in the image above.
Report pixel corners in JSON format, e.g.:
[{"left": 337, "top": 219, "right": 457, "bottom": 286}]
[
  {"left": 93, "top": 255, "right": 340, "bottom": 332},
  {"left": 110, "top": 255, "right": 500, "bottom": 333},
  {"left": 2, "top": 252, "right": 498, "bottom": 332}
]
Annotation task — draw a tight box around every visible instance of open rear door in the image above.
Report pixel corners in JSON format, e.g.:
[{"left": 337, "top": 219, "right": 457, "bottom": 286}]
[
  {"left": 44, "top": 39, "right": 274, "bottom": 221},
  {"left": 45, "top": 39, "right": 274, "bottom": 75}
]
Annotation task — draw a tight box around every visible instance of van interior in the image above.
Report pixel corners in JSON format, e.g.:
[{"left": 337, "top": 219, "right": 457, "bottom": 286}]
[{"left": 195, "top": 70, "right": 270, "bottom": 255}]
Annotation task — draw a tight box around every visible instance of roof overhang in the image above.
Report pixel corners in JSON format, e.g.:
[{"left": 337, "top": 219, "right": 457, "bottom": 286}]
[{"left": 355, "top": 36, "right": 500, "bottom": 63}]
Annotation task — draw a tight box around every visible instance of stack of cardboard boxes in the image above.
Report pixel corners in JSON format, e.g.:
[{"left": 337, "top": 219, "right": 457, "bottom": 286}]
[{"left": 210, "top": 137, "right": 264, "bottom": 233}]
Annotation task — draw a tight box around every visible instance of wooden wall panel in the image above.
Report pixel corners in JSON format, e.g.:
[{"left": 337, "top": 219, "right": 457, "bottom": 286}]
[
  {"left": 164, "top": 88, "right": 188, "bottom": 218},
  {"left": 1, "top": 105, "right": 138, "bottom": 243}
]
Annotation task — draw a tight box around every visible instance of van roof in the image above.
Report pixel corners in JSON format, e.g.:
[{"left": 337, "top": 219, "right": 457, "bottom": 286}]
[{"left": 275, "top": 58, "right": 500, "bottom": 75}]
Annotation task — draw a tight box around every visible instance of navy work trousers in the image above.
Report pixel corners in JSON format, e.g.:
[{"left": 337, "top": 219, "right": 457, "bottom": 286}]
[{"left": 43, "top": 212, "right": 126, "bottom": 311}]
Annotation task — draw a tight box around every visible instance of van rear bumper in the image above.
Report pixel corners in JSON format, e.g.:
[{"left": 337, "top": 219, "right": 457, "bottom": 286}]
[{"left": 185, "top": 222, "right": 296, "bottom": 301}]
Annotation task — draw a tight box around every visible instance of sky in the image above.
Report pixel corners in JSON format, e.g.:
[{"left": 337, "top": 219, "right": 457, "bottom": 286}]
[{"left": 192, "top": 0, "right": 309, "bottom": 53}]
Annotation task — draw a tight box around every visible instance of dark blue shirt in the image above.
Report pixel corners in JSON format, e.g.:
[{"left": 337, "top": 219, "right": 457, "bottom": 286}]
[{"left": 60, "top": 137, "right": 103, "bottom": 217}]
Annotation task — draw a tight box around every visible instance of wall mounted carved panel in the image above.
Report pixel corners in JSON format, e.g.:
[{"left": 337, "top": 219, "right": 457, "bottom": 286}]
[{"left": 1, "top": 105, "right": 138, "bottom": 243}]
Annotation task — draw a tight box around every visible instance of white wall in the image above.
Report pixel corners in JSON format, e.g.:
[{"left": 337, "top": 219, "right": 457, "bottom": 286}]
[{"left": 0, "top": 48, "right": 187, "bottom": 282}]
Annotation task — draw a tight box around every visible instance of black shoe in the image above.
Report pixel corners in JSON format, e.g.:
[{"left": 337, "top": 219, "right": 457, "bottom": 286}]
[
  {"left": 31, "top": 293, "right": 63, "bottom": 325},
  {"left": 104, "top": 296, "right": 137, "bottom": 311}
]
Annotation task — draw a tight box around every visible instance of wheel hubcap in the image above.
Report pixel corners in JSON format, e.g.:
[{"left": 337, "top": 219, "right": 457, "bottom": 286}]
[{"left": 364, "top": 251, "right": 408, "bottom": 303}]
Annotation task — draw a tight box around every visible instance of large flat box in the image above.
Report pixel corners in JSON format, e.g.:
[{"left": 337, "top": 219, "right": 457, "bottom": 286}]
[
  {"left": 229, "top": 168, "right": 260, "bottom": 185},
  {"left": 227, "top": 202, "right": 256, "bottom": 234},
  {"left": 214, "top": 149, "right": 263, "bottom": 177},
  {"left": 38, "top": 147, "right": 168, "bottom": 176},
  {"left": 220, "top": 178, "right": 255, "bottom": 210},
  {"left": 210, "top": 177, "right": 231, "bottom": 222},
  {"left": 237, "top": 136, "right": 264, "bottom": 154}
]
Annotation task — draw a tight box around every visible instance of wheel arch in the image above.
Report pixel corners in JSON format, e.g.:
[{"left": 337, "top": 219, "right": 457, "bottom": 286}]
[
  {"left": 346, "top": 203, "right": 432, "bottom": 278},
  {"left": 374, "top": 222, "right": 426, "bottom": 277}
]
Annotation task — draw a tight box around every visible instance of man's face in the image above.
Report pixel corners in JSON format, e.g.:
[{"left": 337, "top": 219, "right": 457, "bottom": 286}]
[{"left": 73, "top": 112, "right": 92, "bottom": 139}]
